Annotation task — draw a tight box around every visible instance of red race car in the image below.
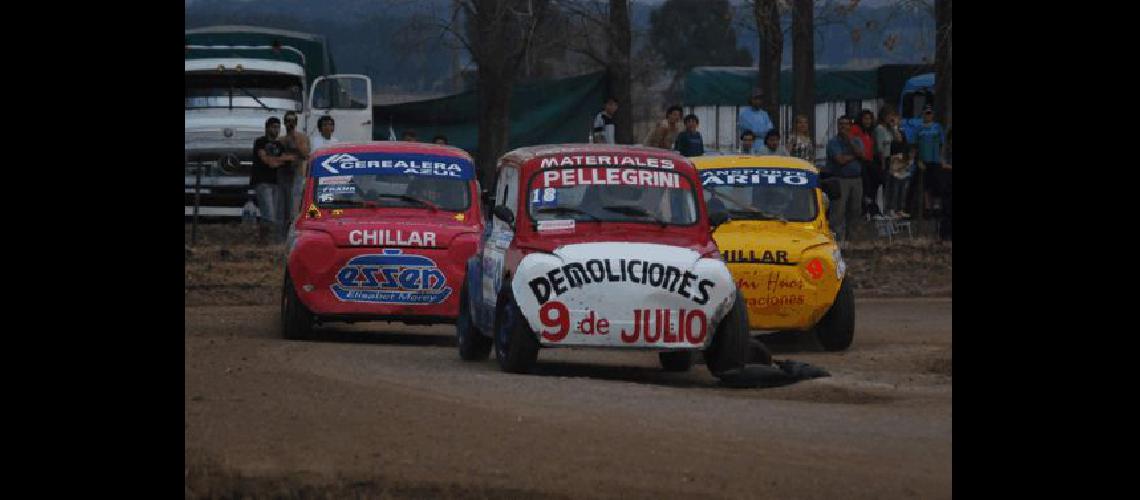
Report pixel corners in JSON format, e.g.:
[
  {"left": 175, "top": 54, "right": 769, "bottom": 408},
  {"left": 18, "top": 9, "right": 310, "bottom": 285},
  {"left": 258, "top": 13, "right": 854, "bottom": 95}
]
[
  {"left": 282, "top": 142, "right": 485, "bottom": 339},
  {"left": 457, "top": 145, "right": 757, "bottom": 377}
]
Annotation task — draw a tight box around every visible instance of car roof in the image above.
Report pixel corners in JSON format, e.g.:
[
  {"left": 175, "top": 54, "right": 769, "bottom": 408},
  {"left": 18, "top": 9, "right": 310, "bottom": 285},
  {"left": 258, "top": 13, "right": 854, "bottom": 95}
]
[
  {"left": 689, "top": 154, "right": 819, "bottom": 174},
  {"left": 498, "top": 144, "right": 693, "bottom": 172},
  {"left": 310, "top": 141, "right": 474, "bottom": 162}
]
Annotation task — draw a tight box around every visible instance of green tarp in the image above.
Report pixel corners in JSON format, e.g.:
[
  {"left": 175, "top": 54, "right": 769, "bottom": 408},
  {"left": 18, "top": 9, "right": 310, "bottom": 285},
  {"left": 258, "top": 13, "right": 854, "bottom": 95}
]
[
  {"left": 185, "top": 26, "right": 335, "bottom": 86},
  {"left": 684, "top": 66, "right": 880, "bottom": 106},
  {"left": 372, "top": 71, "right": 607, "bottom": 153}
]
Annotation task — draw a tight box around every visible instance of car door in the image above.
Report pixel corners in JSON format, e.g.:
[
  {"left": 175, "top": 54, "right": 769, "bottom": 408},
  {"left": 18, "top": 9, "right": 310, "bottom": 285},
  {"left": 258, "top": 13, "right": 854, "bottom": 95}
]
[
  {"left": 482, "top": 166, "right": 518, "bottom": 309},
  {"left": 307, "top": 75, "right": 373, "bottom": 142}
]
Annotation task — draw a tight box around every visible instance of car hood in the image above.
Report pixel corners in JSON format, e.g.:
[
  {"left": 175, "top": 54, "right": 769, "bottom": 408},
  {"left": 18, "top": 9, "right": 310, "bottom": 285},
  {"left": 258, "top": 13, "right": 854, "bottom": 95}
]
[
  {"left": 510, "top": 242, "right": 737, "bottom": 348},
  {"left": 713, "top": 221, "right": 833, "bottom": 265}
]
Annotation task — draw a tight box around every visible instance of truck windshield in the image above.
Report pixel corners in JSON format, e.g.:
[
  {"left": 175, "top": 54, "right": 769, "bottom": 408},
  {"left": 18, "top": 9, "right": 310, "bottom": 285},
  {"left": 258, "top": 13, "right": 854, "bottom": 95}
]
[
  {"left": 315, "top": 174, "right": 470, "bottom": 212},
  {"left": 527, "top": 166, "right": 699, "bottom": 226},
  {"left": 185, "top": 72, "right": 303, "bottom": 111}
]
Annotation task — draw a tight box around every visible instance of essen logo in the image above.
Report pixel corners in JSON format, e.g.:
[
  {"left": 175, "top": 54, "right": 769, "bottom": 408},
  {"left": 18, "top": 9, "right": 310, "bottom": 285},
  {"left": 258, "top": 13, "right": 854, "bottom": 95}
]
[{"left": 330, "top": 249, "right": 451, "bottom": 305}]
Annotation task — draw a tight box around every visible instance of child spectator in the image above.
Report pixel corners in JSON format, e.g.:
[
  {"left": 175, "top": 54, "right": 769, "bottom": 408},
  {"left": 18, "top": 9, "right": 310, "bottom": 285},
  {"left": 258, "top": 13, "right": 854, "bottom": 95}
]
[
  {"left": 756, "top": 129, "right": 787, "bottom": 156},
  {"left": 674, "top": 114, "right": 704, "bottom": 157}
]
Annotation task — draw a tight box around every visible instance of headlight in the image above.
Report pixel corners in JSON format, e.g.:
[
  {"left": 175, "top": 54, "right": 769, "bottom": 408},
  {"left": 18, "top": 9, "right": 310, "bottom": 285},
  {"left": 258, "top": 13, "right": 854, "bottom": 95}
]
[{"left": 832, "top": 246, "right": 846, "bottom": 280}]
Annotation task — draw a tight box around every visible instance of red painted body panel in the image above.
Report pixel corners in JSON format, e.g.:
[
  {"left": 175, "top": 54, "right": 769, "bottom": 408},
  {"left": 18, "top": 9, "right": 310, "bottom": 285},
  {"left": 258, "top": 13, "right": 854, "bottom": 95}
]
[{"left": 285, "top": 142, "right": 484, "bottom": 320}]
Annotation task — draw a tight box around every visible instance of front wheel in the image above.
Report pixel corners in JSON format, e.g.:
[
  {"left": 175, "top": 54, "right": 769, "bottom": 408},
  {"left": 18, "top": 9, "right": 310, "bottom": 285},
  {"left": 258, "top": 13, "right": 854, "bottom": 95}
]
[
  {"left": 494, "top": 295, "right": 540, "bottom": 374},
  {"left": 456, "top": 285, "right": 492, "bottom": 361},
  {"left": 812, "top": 279, "right": 855, "bottom": 351},
  {"left": 281, "top": 271, "right": 314, "bottom": 341},
  {"left": 704, "top": 291, "right": 754, "bottom": 377}
]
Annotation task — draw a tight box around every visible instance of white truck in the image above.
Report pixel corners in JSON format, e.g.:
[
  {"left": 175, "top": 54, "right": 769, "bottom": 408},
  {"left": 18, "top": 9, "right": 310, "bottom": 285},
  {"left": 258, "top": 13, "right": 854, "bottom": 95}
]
[{"left": 185, "top": 25, "right": 374, "bottom": 217}]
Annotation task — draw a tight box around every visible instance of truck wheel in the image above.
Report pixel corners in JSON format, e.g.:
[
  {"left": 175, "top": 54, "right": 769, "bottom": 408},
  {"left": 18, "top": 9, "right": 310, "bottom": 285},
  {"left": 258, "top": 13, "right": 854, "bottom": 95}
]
[
  {"left": 281, "top": 272, "right": 314, "bottom": 341},
  {"left": 704, "top": 291, "right": 753, "bottom": 377},
  {"left": 494, "top": 295, "right": 540, "bottom": 374},
  {"left": 658, "top": 351, "right": 694, "bottom": 372},
  {"left": 813, "top": 278, "right": 855, "bottom": 351},
  {"left": 456, "top": 285, "right": 492, "bottom": 361}
]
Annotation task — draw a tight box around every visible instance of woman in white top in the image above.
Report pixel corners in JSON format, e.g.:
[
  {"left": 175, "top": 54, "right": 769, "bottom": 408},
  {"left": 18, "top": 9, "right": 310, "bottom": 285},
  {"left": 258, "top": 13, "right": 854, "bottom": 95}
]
[{"left": 786, "top": 114, "right": 814, "bottom": 164}]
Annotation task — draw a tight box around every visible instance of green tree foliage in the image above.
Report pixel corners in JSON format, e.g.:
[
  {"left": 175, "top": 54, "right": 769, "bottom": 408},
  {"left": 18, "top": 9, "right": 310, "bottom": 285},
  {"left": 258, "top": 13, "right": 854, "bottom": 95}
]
[{"left": 649, "top": 0, "right": 752, "bottom": 77}]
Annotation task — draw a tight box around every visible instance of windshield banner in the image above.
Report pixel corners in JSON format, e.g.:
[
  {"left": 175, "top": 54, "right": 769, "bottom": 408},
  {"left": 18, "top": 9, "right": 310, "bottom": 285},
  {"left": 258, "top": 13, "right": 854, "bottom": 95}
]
[
  {"left": 539, "top": 167, "right": 692, "bottom": 189},
  {"left": 311, "top": 152, "right": 475, "bottom": 180},
  {"left": 700, "top": 168, "right": 817, "bottom": 188}
]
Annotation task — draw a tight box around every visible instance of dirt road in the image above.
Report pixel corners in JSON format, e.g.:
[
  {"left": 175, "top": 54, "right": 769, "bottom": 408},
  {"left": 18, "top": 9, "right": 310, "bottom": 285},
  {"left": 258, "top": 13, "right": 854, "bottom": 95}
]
[{"left": 185, "top": 298, "right": 951, "bottom": 499}]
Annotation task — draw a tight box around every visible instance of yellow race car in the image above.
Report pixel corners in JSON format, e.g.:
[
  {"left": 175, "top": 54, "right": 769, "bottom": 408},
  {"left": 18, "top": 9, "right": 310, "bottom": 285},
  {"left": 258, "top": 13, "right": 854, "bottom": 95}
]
[{"left": 693, "top": 155, "right": 854, "bottom": 351}]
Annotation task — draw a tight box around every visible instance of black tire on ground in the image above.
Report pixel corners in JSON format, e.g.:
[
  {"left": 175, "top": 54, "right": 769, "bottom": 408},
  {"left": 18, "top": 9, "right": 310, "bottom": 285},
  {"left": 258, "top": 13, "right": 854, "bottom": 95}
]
[
  {"left": 704, "top": 291, "right": 754, "bottom": 376},
  {"left": 658, "top": 351, "right": 694, "bottom": 372},
  {"left": 456, "top": 284, "right": 492, "bottom": 361},
  {"left": 281, "top": 271, "right": 314, "bottom": 341},
  {"left": 749, "top": 338, "right": 773, "bottom": 365},
  {"left": 493, "top": 294, "right": 540, "bottom": 374},
  {"left": 812, "top": 278, "right": 855, "bottom": 351}
]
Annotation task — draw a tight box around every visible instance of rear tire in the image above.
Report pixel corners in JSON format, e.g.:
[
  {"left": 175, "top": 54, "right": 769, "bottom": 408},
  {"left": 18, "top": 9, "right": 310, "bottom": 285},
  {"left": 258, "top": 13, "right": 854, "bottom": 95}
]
[
  {"left": 456, "top": 285, "right": 492, "bottom": 361},
  {"left": 813, "top": 278, "right": 855, "bottom": 351},
  {"left": 658, "top": 351, "right": 694, "bottom": 372},
  {"left": 494, "top": 294, "right": 540, "bottom": 374},
  {"left": 704, "top": 291, "right": 753, "bottom": 376},
  {"left": 281, "top": 271, "right": 314, "bottom": 341}
]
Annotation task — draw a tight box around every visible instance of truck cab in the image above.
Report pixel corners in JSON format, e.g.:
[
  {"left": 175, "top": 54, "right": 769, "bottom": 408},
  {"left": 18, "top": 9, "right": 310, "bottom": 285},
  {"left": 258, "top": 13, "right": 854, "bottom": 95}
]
[{"left": 185, "top": 26, "right": 373, "bottom": 218}]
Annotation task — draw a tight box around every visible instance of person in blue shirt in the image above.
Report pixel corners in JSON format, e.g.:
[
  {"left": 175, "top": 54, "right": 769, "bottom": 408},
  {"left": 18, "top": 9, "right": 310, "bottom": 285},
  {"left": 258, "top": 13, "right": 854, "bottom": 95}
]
[
  {"left": 737, "top": 91, "right": 773, "bottom": 147},
  {"left": 915, "top": 105, "right": 947, "bottom": 216},
  {"left": 674, "top": 114, "right": 705, "bottom": 157},
  {"left": 825, "top": 115, "right": 865, "bottom": 241}
]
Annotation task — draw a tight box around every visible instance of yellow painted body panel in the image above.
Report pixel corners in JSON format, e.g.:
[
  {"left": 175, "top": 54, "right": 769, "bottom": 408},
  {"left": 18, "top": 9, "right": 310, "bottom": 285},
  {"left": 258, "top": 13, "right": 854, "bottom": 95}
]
[{"left": 692, "top": 155, "right": 845, "bottom": 331}]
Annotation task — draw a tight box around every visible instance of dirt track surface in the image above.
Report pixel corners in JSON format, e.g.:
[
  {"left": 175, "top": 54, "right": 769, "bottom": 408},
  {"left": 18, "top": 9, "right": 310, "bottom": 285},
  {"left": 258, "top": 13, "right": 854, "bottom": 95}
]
[{"left": 185, "top": 298, "right": 951, "bottom": 499}]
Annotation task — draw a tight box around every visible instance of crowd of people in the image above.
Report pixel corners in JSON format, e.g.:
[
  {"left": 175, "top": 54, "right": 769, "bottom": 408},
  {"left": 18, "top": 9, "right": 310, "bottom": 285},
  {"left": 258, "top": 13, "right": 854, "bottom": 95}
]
[
  {"left": 595, "top": 91, "right": 952, "bottom": 242},
  {"left": 248, "top": 90, "right": 950, "bottom": 245}
]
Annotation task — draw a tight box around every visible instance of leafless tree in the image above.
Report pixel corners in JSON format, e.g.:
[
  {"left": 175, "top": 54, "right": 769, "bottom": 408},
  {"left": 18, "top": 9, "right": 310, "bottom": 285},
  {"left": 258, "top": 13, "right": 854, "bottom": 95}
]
[
  {"left": 754, "top": 0, "right": 783, "bottom": 126},
  {"left": 791, "top": 0, "right": 814, "bottom": 140},
  {"left": 551, "top": 0, "right": 634, "bottom": 144},
  {"left": 437, "top": 0, "right": 550, "bottom": 185}
]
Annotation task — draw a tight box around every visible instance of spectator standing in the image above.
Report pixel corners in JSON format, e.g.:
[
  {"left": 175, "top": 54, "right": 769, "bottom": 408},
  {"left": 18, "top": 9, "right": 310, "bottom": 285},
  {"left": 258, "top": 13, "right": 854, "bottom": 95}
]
[
  {"left": 251, "top": 117, "right": 291, "bottom": 244},
  {"left": 755, "top": 129, "right": 787, "bottom": 156},
  {"left": 401, "top": 130, "right": 419, "bottom": 142},
  {"left": 432, "top": 135, "right": 448, "bottom": 145},
  {"left": 879, "top": 109, "right": 913, "bottom": 218},
  {"left": 915, "top": 105, "right": 947, "bottom": 217},
  {"left": 310, "top": 115, "right": 339, "bottom": 153},
  {"left": 786, "top": 114, "right": 815, "bottom": 164},
  {"left": 853, "top": 110, "right": 880, "bottom": 217},
  {"left": 737, "top": 91, "right": 773, "bottom": 144},
  {"left": 739, "top": 131, "right": 757, "bottom": 154},
  {"left": 939, "top": 127, "right": 952, "bottom": 241},
  {"left": 592, "top": 97, "right": 619, "bottom": 144},
  {"left": 825, "top": 115, "right": 865, "bottom": 241},
  {"left": 278, "top": 110, "right": 310, "bottom": 231},
  {"left": 673, "top": 114, "right": 705, "bottom": 157},
  {"left": 643, "top": 105, "right": 685, "bottom": 150}
]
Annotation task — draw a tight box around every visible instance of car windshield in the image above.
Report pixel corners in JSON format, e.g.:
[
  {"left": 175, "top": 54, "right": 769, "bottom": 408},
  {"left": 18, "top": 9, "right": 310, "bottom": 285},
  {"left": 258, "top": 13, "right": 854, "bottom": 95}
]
[
  {"left": 527, "top": 166, "right": 699, "bottom": 225},
  {"left": 315, "top": 174, "right": 469, "bottom": 212},
  {"left": 700, "top": 167, "right": 819, "bottom": 222}
]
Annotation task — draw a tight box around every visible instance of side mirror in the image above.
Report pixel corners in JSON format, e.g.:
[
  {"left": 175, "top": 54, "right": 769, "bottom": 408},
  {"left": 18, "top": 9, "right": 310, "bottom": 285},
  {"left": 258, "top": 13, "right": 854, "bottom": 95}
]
[
  {"left": 493, "top": 205, "right": 515, "bottom": 226},
  {"left": 820, "top": 178, "right": 842, "bottom": 201},
  {"left": 708, "top": 210, "right": 730, "bottom": 230}
]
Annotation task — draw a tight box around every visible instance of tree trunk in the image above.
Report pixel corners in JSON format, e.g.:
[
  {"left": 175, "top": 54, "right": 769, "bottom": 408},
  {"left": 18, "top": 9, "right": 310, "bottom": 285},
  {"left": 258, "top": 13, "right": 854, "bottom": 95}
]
[
  {"left": 755, "top": 0, "right": 782, "bottom": 130},
  {"left": 608, "top": 0, "right": 633, "bottom": 144},
  {"left": 934, "top": 0, "right": 952, "bottom": 129},
  {"left": 791, "top": 0, "right": 815, "bottom": 141},
  {"left": 475, "top": 63, "right": 514, "bottom": 188}
]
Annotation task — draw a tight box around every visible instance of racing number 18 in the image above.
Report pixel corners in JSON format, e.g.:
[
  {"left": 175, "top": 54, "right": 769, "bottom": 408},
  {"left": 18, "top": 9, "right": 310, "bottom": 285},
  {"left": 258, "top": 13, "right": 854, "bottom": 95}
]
[{"left": 531, "top": 188, "right": 556, "bottom": 205}]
